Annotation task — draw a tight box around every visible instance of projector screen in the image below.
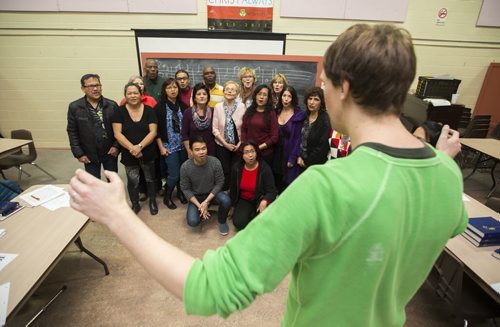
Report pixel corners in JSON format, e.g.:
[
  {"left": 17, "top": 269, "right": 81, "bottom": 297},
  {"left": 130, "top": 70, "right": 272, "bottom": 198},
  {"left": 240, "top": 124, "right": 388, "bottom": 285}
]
[{"left": 134, "top": 29, "right": 287, "bottom": 74}]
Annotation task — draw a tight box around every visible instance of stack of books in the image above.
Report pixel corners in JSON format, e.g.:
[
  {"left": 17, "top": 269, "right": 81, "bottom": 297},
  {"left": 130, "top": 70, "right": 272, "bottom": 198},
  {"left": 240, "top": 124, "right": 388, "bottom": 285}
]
[{"left": 462, "top": 216, "right": 500, "bottom": 247}]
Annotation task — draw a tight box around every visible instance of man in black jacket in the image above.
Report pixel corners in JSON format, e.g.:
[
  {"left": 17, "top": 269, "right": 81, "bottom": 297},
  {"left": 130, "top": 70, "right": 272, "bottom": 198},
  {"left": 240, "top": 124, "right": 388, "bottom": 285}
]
[{"left": 67, "top": 74, "right": 119, "bottom": 179}]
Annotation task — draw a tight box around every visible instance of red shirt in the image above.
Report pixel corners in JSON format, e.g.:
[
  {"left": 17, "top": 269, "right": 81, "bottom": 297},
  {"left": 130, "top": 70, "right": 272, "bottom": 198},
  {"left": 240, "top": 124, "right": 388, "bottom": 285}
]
[
  {"left": 240, "top": 165, "right": 259, "bottom": 200},
  {"left": 120, "top": 95, "right": 157, "bottom": 108}
]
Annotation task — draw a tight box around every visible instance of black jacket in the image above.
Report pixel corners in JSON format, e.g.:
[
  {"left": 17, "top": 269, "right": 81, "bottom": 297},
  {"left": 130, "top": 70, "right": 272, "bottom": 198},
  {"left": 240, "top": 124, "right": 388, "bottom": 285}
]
[
  {"left": 303, "top": 110, "right": 332, "bottom": 167},
  {"left": 155, "top": 99, "right": 188, "bottom": 144},
  {"left": 229, "top": 159, "right": 278, "bottom": 205},
  {"left": 67, "top": 96, "right": 118, "bottom": 162}
]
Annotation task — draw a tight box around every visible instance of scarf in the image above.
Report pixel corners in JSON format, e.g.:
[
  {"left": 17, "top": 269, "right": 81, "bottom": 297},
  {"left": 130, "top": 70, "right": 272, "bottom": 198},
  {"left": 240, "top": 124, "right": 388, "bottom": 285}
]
[
  {"left": 223, "top": 101, "right": 238, "bottom": 144},
  {"left": 166, "top": 100, "right": 180, "bottom": 133},
  {"left": 192, "top": 106, "right": 212, "bottom": 130},
  {"left": 300, "top": 119, "right": 312, "bottom": 158}
]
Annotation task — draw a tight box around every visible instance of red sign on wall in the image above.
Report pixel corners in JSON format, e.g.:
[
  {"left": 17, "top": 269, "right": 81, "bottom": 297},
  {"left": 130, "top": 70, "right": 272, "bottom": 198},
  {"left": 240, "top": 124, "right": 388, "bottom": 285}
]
[{"left": 208, "top": 0, "right": 273, "bottom": 32}]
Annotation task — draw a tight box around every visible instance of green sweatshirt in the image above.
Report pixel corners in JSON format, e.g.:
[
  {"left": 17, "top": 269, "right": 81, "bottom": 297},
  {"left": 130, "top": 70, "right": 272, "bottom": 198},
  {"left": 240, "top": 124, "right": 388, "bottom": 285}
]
[{"left": 184, "top": 143, "right": 468, "bottom": 326}]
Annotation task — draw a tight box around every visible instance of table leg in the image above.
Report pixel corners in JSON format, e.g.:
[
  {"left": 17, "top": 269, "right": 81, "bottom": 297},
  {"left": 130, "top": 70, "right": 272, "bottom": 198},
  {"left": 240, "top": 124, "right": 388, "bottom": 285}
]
[
  {"left": 463, "top": 153, "right": 483, "bottom": 180},
  {"left": 487, "top": 160, "right": 498, "bottom": 198},
  {"left": 74, "top": 236, "right": 110, "bottom": 275},
  {"left": 25, "top": 285, "right": 67, "bottom": 326}
]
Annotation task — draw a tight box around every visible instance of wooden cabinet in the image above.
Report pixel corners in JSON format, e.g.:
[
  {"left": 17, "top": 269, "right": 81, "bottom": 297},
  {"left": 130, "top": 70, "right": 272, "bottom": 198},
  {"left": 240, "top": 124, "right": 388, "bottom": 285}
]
[{"left": 474, "top": 63, "right": 500, "bottom": 134}]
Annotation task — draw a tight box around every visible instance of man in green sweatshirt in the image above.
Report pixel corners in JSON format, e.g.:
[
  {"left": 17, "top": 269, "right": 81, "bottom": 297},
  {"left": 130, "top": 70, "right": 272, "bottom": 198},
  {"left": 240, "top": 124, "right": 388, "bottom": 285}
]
[{"left": 68, "top": 23, "right": 466, "bottom": 326}]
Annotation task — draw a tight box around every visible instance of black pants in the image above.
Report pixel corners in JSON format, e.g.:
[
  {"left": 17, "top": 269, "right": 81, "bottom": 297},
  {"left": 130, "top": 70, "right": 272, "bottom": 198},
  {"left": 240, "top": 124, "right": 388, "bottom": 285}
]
[
  {"left": 215, "top": 144, "right": 239, "bottom": 191},
  {"left": 125, "top": 160, "right": 156, "bottom": 203},
  {"left": 232, "top": 198, "right": 259, "bottom": 231}
]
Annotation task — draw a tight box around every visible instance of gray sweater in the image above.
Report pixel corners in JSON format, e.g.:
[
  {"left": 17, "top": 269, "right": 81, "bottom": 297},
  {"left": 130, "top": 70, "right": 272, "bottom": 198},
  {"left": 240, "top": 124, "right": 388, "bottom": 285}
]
[{"left": 180, "top": 156, "right": 224, "bottom": 201}]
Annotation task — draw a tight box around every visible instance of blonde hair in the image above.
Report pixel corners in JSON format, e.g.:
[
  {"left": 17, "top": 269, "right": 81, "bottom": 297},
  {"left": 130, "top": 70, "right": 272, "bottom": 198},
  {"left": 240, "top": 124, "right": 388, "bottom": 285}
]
[
  {"left": 271, "top": 73, "right": 288, "bottom": 86},
  {"left": 224, "top": 80, "right": 240, "bottom": 93},
  {"left": 128, "top": 75, "right": 144, "bottom": 83},
  {"left": 238, "top": 67, "right": 256, "bottom": 82}
]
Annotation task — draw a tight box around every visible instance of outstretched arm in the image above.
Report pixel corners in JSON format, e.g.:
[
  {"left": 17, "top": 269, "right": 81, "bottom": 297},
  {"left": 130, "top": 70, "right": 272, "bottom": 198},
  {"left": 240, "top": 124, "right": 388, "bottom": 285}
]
[
  {"left": 69, "top": 169, "right": 194, "bottom": 299},
  {"left": 436, "top": 124, "right": 461, "bottom": 158}
]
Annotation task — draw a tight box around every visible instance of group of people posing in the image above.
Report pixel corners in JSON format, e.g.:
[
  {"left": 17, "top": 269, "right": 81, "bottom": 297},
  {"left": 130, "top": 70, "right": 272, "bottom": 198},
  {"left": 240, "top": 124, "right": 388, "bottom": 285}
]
[{"left": 67, "top": 62, "right": 341, "bottom": 235}]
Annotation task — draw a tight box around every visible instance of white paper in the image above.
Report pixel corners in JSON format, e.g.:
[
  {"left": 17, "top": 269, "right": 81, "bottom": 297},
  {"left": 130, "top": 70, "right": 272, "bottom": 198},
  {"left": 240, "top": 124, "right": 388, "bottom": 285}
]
[
  {"left": 19, "top": 185, "right": 65, "bottom": 207},
  {"left": 42, "top": 192, "right": 70, "bottom": 211},
  {"left": 0, "top": 282, "right": 9, "bottom": 326},
  {"left": 0, "top": 229, "right": 5, "bottom": 238},
  {"left": 0, "top": 253, "right": 17, "bottom": 272},
  {"left": 491, "top": 282, "right": 500, "bottom": 295},
  {"left": 423, "top": 98, "right": 451, "bottom": 107},
  {"left": 462, "top": 194, "right": 470, "bottom": 202},
  {"left": 434, "top": 74, "right": 455, "bottom": 80}
]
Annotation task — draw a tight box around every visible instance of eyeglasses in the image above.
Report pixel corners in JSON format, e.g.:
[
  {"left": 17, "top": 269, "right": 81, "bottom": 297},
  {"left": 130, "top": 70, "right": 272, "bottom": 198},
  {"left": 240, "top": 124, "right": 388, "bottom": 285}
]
[
  {"left": 176, "top": 77, "right": 188, "bottom": 81},
  {"left": 243, "top": 149, "right": 256, "bottom": 155},
  {"left": 242, "top": 75, "right": 254, "bottom": 79},
  {"left": 84, "top": 84, "right": 101, "bottom": 89}
]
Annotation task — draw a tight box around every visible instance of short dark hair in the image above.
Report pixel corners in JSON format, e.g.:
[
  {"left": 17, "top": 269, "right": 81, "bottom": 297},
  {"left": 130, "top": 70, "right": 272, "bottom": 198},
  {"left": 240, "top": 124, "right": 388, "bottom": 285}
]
[
  {"left": 80, "top": 74, "right": 100, "bottom": 87},
  {"left": 160, "top": 78, "right": 180, "bottom": 103},
  {"left": 175, "top": 69, "right": 190, "bottom": 79},
  {"left": 420, "top": 120, "right": 443, "bottom": 147},
  {"left": 323, "top": 24, "right": 416, "bottom": 115},
  {"left": 189, "top": 135, "right": 206, "bottom": 150},
  {"left": 192, "top": 83, "right": 211, "bottom": 106},
  {"left": 303, "top": 86, "right": 326, "bottom": 112},
  {"left": 123, "top": 82, "right": 142, "bottom": 96},
  {"left": 238, "top": 141, "right": 261, "bottom": 161}
]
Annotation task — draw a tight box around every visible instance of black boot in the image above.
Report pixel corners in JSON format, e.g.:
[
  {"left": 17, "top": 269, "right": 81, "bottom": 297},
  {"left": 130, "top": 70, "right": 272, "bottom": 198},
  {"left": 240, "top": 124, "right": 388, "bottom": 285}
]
[
  {"left": 147, "top": 182, "right": 158, "bottom": 215},
  {"left": 131, "top": 201, "right": 141, "bottom": 214},
  {"left": 176, "top": 182, "right": 187, "bottom": 204},
  {"left": 163, "top": 184, "right": 177, "bottom": 209}
]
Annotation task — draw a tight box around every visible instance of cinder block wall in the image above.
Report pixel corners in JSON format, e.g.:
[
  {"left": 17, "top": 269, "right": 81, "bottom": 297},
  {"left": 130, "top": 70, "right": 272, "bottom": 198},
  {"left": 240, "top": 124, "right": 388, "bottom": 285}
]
[{"left": 0, "top": 0, "right": 499, "bottom": 147}]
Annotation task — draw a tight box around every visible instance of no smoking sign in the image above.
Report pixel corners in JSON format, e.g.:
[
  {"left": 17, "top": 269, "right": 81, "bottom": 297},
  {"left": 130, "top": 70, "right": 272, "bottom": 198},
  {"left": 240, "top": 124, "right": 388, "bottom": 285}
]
[{"left": 436, "top": 7, "right": 448, "bottom": 25}]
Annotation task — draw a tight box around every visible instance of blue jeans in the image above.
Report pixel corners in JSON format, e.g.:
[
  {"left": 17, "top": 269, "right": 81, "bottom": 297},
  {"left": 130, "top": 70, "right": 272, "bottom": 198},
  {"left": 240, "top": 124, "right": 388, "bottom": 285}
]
[
  {"left": 163, "top": 150, "right": 187, "bottom": 188},
  {"left": 186, "top": 192, "right": 231, "bottom": 227},
  {"left": 84, "top": 154, "right": 118, "bottom": 180}
]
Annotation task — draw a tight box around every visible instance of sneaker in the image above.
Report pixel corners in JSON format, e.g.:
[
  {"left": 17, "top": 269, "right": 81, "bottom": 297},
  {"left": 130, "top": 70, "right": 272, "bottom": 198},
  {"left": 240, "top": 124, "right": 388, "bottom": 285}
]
[{"left": 218, "top": 223, "right": 229, "bottom": 236}]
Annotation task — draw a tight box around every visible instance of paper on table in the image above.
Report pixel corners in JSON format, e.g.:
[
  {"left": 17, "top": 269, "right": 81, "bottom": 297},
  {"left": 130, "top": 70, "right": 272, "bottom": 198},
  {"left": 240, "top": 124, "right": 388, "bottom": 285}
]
[
  {"left": 0, "top": 253, "right": 17, "bottom": 272},
  {"left": 0, "top": 282, "right": 9, "bottom": 326},
  {"left": 462, "top": 194, "right": 470, "bottom": 202},
  {"left": 491, "top": 282, "right": 500, "bottom": 295},
  {"left": 42, "top": 192, "right": 70, "bottom": 211},
  {"left": 19, "top": 185, "right": 65, "bottom": 207}
]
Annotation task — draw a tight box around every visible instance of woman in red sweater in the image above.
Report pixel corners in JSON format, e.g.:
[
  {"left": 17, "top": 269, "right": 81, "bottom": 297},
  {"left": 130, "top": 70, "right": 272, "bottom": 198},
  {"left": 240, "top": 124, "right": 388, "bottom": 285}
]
[{"left": 229, "top": 141, "right": 277, "bottom": 230}]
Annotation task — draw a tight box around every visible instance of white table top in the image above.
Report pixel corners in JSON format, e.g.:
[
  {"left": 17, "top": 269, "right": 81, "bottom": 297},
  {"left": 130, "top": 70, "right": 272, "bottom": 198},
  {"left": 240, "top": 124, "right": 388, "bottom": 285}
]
[
  {"left": 0, "top": 138, "right": 32, "bottom": 160},
  {"left": 0, "top": 185, "right": 88, "bottom": 318},
  {"left": 460, "top": 138, "right": 500, "bottom": 160},
  {"left": 446, "top": 193, "right": 500, "bottom": 302}
]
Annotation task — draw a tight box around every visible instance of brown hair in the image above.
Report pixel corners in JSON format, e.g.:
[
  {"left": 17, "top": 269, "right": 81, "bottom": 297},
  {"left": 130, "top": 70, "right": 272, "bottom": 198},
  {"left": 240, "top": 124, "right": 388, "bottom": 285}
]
[{"left": 323, "top": 24, "right": 416, "bottom": 115}]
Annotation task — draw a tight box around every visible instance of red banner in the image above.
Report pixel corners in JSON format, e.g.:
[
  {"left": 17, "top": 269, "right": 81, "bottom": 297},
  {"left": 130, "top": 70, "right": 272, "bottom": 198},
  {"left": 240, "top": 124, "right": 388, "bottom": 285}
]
[{"left": 207, "top": 1, "right": 273, "bottom": 32}]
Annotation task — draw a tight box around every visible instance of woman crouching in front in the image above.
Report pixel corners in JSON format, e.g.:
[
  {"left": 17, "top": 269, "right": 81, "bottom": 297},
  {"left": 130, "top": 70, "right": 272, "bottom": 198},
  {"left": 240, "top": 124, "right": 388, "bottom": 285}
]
[{"left": 229, "top": 141, "right": 278, "bottom": 231}]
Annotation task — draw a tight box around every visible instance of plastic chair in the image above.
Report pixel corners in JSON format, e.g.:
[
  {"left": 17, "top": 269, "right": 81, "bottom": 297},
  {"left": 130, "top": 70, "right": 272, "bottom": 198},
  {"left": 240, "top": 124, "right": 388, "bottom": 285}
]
[
  {"left": 0, "top": 129, "right": 56, "bottom": 182},
  {"left": 490, "top": 122, "right": 500, "bottom": 140},
  {"left": 461, "top": 115, "right": 491, "bottom": 138}
]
